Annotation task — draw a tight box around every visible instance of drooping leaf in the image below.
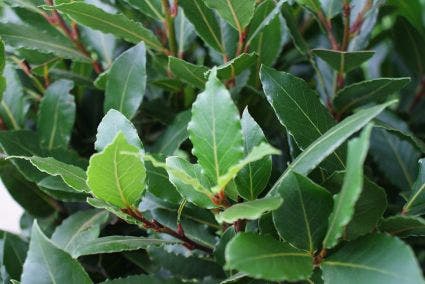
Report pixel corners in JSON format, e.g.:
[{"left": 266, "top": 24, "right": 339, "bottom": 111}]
[
  {"left": 273, "top": 172, "right": 333, "bottom": 253},
  {"left": 403, "top": 158, "right": 425, "bottom": 215},
  {"left": 312, "top": 49, "right": 375, "bottom": 73},
  {"left": 168, "top": 57, "right": 208, "bottom": 89},
  {"left": 235, "top": 109, "right": 272, "bottom": 200},
  {"left": 37, "top": 79, "right": 75, "bottom": 150},
  {"left": 260, "top": 65, "right": 345, "bottom": 173},
  {"left": 321, "top": 234, "right": 424, "bottom": 284},
  {"left": 21, "top": 221, "right": 92, "bottom": 284},
  {"left": 179, "top": 0, "right": 225, "bottom": 53},
  {"left": 225, "top": 233, "right": 313, "bottom": 281},
  {"left": 204, "top": 0, "right": 256, "bottom": 32},
  {"left": 216, "top": 197, "right": 283, "bottom": 223},
  {"left": 334, "top": 78, "right": 411, "bottom": 115},
  {"left": 104, "top": 43, "right": 146, "bottom": 119},
  {"left": 87, "top": 132, "right": 146, "bottom": 208},
  {"left": 3, "top": 232, "right": 28, "bottom": 280},
  {"left": 323, "top": 124, "right": 373, "bottom": 250},
  {"left": 52, "top": 2, "right": 166, "bottom": 52},
  {"left": 95, "top": 109, "right": 142, "bottom": 152},
  {"left": 268, "top": 101, "right": 395, "bottom": 196},
  {"left": 379, "top": 215, "right": 425, "bottom": 238},
  {"left": 51, "top": 209, "right": 110, "bottom": 257},
  {"left": 0, "top": 23, "right": 90, "bottom": 62},
  {"left": 188, "top": 69, "right": 244, "bottom": 184}
]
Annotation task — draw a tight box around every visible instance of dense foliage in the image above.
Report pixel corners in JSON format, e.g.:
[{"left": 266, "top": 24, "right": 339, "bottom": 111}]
[{"left": 0, "top": 0, "right": 425, "bottom": 283}]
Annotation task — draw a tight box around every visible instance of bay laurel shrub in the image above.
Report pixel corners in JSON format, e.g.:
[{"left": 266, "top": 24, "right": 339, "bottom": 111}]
[{"left": 0, "top": 0, "right": 425, "bottom": 283}]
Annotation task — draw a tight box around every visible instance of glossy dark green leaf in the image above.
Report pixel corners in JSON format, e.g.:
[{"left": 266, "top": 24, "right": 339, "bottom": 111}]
[
  {"left": 179, "top": 0, "right": 224, "bottom": 53},
  {"left": 281, "top": 3, "right": 309, "bottom": 56},
  {"left": 51, "top": 209, "right": 109, "bottom": 257},
  {"left": 312, "top": 49, "right": 375, "bottom": 73},
  {"left": 235, "top": 109, "right": 272, "bottom": 200},
  {"left": 321, "top": 234, "right": 424, "bottom": 284},
  {"left": 403, "top": 158, "right": 425, "bottom": 215},
  {"left": 215, "top": 53, "right": 258, "bottom": 79},
  {"left": 379, "top": 215, "right": 425, "bottom": 237},
  {"left": 168, "top": 57, "right": 208, "bottom": 89},
  {"left": 188, "top": 69, "right": 244, "bottom": 184},
  {"left": 122, "top": 0, "right": 164, "bottom": 20},
  {"left": 225, "top": 233, "right": 313, "bottom": 281},
  {"left": 323, "top": 125, "right": 373, "bottom": 249},
  {"left": 205, "top": 0, "right": 255, "bottom": 31},
  {"left": 87, "top": 132, "right": 146, "bottom": 208},
  {"left": 334, "top": 78, "right": 411, "bottom": 115},
  {"left": 295, "top": 0, "right": 322, "bottom": 12},
  {"left": 37, "top": 79, "right": 75, "bottom": 150},
  {"left": 214, "top": 227, "right": 236, "bottom": 266},
  {"left": 53, "top": 2, "right": 166, "bottom": 52},
  {"left": 105, "top": 43, "right": 146, "bottom": 119},
  {"left": 95, "top": 109, "right": 142, "bottom": 152},
  {"left": 3, "top": 232, "right": 28, "bottom": 280},
  {"left": 0, "top": 23, "right": 90, "bottom": 62},
  {"left": 21, "top": 221, "right": 92, "bottom": 284},
  {"left": 387, "top": 0, "right": 425, "bottom": 36},
  {"left": 260, "top": 65, "right": 345, "bottom": 173},
  {"left": 273, "top": 172, "right": 333, "bottom": 252}
]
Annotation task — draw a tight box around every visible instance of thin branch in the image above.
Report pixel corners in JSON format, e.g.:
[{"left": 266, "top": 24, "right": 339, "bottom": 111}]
[{"left": 161, "top": 0, "right": 178, "bottom": 56}]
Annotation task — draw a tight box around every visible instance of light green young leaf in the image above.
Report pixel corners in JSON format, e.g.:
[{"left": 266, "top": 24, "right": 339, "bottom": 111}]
[
  {"left": 95, "top": 109, "right": 142, "bottom": 152},
  {"left": 105, "top": 43, "right": 146, "bottom": 119},
  {"left": 216, "top": 197, "right": 283, "bottom": 223},
  {"left": 188, "top": 69, "right": 244, "bottom": 184},
  {"left": 9, "top": 156, "right": 90, "bottom": 193},
  {"left": 38, "top": 79, "right": 75, "bottom": 150},
  {"left": 179, "top": 0, "right": 225, "bottom": 53},
  {"left": 212, "top": 143, "right": 280, "bottom": 193},
  {"left": 321, "top": 234, "right": 424, "bottom": 284},
  {"left": 87, "top": 132, "right": 146, "bottom": 208},
  {"left": 403, "top": 158, "right": 425, "bottom": 215},
  {"left": 273, "top": 172, "right": 333, "bottom": 253},
  {"left": 51, "top": 209, "right": 110, "bottom": 257},
  {"left": 225, "top": 233, "right": 313, "bottom": 281},
  {"left": 0, "top": 23, "right": 90, "bottom": 62},
  {"left": 323, "top": 124, "right": 373, "bottom": 249},
  {"left": 312, "top": 49, "right": 375, "bottom": 73},
  {"left": 21, "top": 221, "right": 92, "bottom": 284},
  {"left": 52, "top": 2, "right": 166, "bottom": 52},
  {"left": 205, "top": 0, "right": 256, "bottom": 31}
]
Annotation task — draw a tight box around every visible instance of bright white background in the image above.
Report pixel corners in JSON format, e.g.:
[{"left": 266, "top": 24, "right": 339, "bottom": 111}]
[{"left": 0, "top": 182, "right": 23, "bottom": 233}]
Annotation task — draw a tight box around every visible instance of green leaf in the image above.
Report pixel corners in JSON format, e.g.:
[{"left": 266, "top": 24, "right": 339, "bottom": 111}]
[
  {"left": 403, "top": 158, "right": 425, "bottom": 215},
  {"left": 215, "top": 53, "right": 258, "bottom": 79},
  {"left": 52, "top": 2, "right": 166, "bottom": 52},
  {"left": 179, "top": 0, "right": 225, "bottom": 53},
  {"left": 379, "top": 215, "right": 425, "bottom": 238},
  {"left": 212, "top": 142, "right": 280, "bottom": 193},
  {"left": 51, "top": 209, "right": 110, "bottom": 257},
  {"left": 0, "top": 64, "right": 29, "bottom": 130},
  {"left": 3, "top": 232, "right": 28, "bottom": 280},
  {"left": 105, "top": 43, "right": 146, "bottom": 119},
  {"left": 0, "top": 23, "right": 90, "bottom": 62},
  {"left": 312, "top": 49, "right": 375, "bottom": 73},
  {"left": 72, "top": 236, "right": 175, "bottom": 258},
  {"left": 0, "top": 40, "right": 5, "bottom": 99},
  {"left": 168, "top": 57, "right": 208, "bottom": 89},
  {"left": 122, "top": 0, "right": 164, "bottom": 21},
  {"left": 150, "top": 110, "right": 191, "bottom": 155},
  {"left": 321, "top": 234, "right": 424, "bottom": 284},
  {"left": 320, "top": 0, "right": 342, "bottom": 19},
  {"left": 260, "top": 65, "right": 345, "bottom": 173},
  {"left": 216, "top": 197, "right": 283, "bottom": 223},
  {"left": 323, "top": 124, "right": 373, "bottom": 249},
  {"left": 165, "top": 156, "right": 215, "bottom": 208},
  {"left": 0, "top": 163, "right": 55, "bottom": 217},
  {"left": 95, "top": 109, "right": 142, "bottom": 152},
  {"left": 387, "top": 0, "right": 425, "bottom": 36},
  {"left": 87, "top": 198, "right": 141, "bottom": 226},
  {"left": 295, "top": 0, "right": 322, "bottom": 13},
  {"left": 225, "top": 232, "right": 313, "bottom": 281},
  {"left": 100, "top": 275, "right": 183, "bottom": 284},
  {"left": 334, "top": 78, "right": 411, "bottom": 115},
  {"left": 87, "top": 132, "right": 146, "bottom": 208},
  {"left": 235, "top": 109, "right": 272, "bottom": 200},
  {"left": 205, "top": 0, "right": 256, "bottom": 31},
  {"left": 21, "top": 221, "right": 92, "bottom": 284},
  {"left": 37, "top": 79, "right": 75, "bottom": 150},
  {"left": 268, "top": 101, "right": 395, "bottom": 196},
  {"left": 281, "top": 3, "right": 309, "bottom": 56},
  {"left": 273, "top": 172, "right": 333, "bottom": 252},
  {"left": 38, "top": 176, "right": 87, "bottom": 202},
  {"left": 370, "top": 128, "right": 421, "bottom": 191},
  {"left": 11, "top": 156, "right": 90, "bottom": 193},
  {"left": 188, "top": 69, "right": 244, "bottom": 184}
]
